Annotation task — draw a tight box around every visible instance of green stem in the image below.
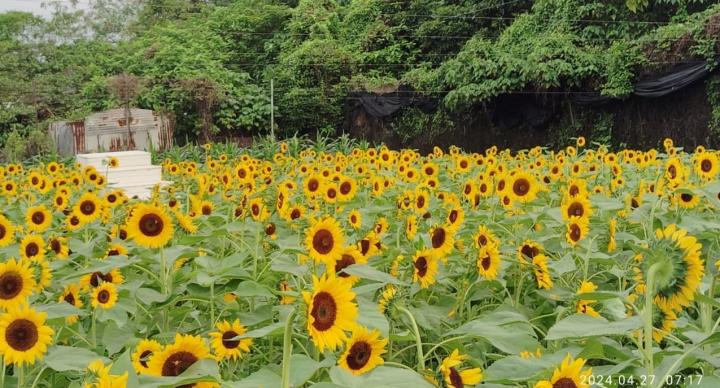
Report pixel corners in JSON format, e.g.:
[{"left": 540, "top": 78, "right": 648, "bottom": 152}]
[
  {"left": 397, "top": 306, "right": 425, "bottom": 371},
  {"left": 17, "top": 364, "right": 23, "bottom": 388},
  {"left": 91, "top": 309, "right": 97, "bottom": 349},
  {"left": 210, "top": 282, "right": 215, "bottom": 326},
  {"left": 281, "top": 307, "right": 298, "bottom": 388},
  {"left": 29, "top": 366, "right": 46, "bottom": 388},
  {"left": 702, "top": 275, "right": 716, "bottom": 334},
  {"left": 425, "top": 335, "right": 469, "bottom": 357},
  {"left": 643, "top": 263, "right": 660, "bottom": 377}
]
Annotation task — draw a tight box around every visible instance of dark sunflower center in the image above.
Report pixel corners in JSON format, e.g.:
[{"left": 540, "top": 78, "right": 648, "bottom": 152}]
[
  {"left": 570, "top": 224, "right": 582, "bottom": 241},
  {"left": 681, "top": 193, "right": 693, "bottom": 202},
  {"left": 513, "top": 178, "right": 530, "bottom": 196},
  {"left": 5, "top": 319, "right": 38, "bottom": 351},
  {"left": 449, "top": 210, "right": 458, "bottom": 223},
  {"left": 139, "top": 350, "right": 153, "bottom": 368},
  {"left": 31, "top": 212, "right": 45, "bottom": 225},
  {"left": 222, "top": 330, "right": 241, "bottom": 349},
  {"left": 448, "top": 367, "right": 464, "bottom": 388},
  {"left": 312, "top": 229, "right": 334, "bottom": 255},
  {"left": 668, "top": 165, "right": 677, "bottom": 178},
  {"left": 311, "top": 292, "right": 337, "bottom": 331},
  {"left": 567, "top": 202, "right": 584, "bottom": 218},
  {"left": 477, "top": 235, "right": 488, "bottom": 246},
  {"left": 359, "top": 239, "right": 370, "bottom": 255},
  {"left": 415, "top": 256, "right": 428, "bottom": 277},
  {"left": 202, "top": 205, "right": 212, "bottom": 215},
  {"left": 417, "top": 196, "right": 425, "bottom": 208},
  {"left": 107, "top": 194, "right": 117, "bottom": 203},
  {"left": 335, "top": 254, "right": 356, "bottom": 278},
  {"left": 631, "top": 198, "right": 639, "bottom": 209},
  {"left": 346, "top": 340, "right": 372, "bottom": 370},
  {"left": 340, "top": 182, "right": 352, "bottom": 195},
  {"left": 425, "top": 167, "right": 434, "bottom": 175},
  {"left": 251, "top": 204, "right": 259, "bottom": 216},
  {"left": 553, "top": 377, "right": 577, "bottom": 388},
  {"left": 521, "top": 245, "right": 539, "bottom": 259},
  {"left": 63, "top": 292, "right": 75, "bottom": 305},
  {"left": 70, "top": 216, "right": 80, "bottom": 226},
  {"left": 25, "top": 243, "right": 39, "bottom": 258},
  {"left": 0, "top": 224, "right": 5, "bottom": 239},
  {"left": 431, "top": 228, "right": 446, "bottom": 249},
  {"left": 97, "top": 290, "right": 110, "bottom": 304},
  {"left": 50, "top": 240, "right": 61, "bottom": 254},
  {"left": 80, "top": 200, "right": 96, "bottom": 215},
  {"left": 119, "top": 229, "right": 128, "bottom": 240},
  {"left": 481, "top": 254, "right": 491, "bottom": 271},
  {"left": 265, "top": 224, "right": 276, "bottom": 236},
  {"left": 139, "top": 213, "right": 164, "bottom": 237},
  {"left": 327, "top": 188, "right": 337, "bottom": 199},
  {"left": 498, "top": 180, "right": 506, "bottom": 191},
  {"left": 90, "top": 272, "right": 112, "bottom": 287},
  {"left": 31, "top": 177, "right": 39, "bottom": 185},
  {"left": 464, "top": 184, "right": 472, "bottom": 195},
  {"left": 308, "top": 179, "right": 319, "bottom": 192},
  {"left": 161, "top": 351, "right": 198, "bottom": 377},
  {"left": 701, "top": 159, "right": 712, "bottom": 173},
  {"left": 0, "top": 272, "right": 23, "bottom": 300},
  {"left": 290, "top": 209, "right": 301, "bottom": 220}
]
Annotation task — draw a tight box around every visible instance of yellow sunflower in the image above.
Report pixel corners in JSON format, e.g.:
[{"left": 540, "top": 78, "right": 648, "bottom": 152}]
[
  {"left": 473, "top": 225, "right": 497, "bottom": 248},
  {"left": 517, "top": 240, "right": 542, "bottom": 265},
  {"left": 305, "top": 217, "right": 345, "bottom": 266},
  {"left": 59, "top": 284, "right": 82, "bottom": 324},
  {"left": 91, "top": 282, "right": 118, "bottom": 309},
  {"left": 49, "top": 236, "right": 69, "bottom": 259},
  {"left": 694, "top": 151, "right": 718, "bottom": 180},
  {"left": 73, "top": 192, "right": 103, "bottom": 224},
  {"left": 673, "top": 188, "right": 700, "bottom": 209},
  {"left": 0, "top": 306, "right": 54, "bottom": 366},
  {"left": 576, "top": 281, "right": 600, "bottom": 318},
  {"left": 333, "top": 247, "right": 368, "bottom": 284},
  {"left": 0, "top": 215, "right": 15, "bottom": 248},
  {"left": 209, "top": 319, "right": 252, "bottom": 361},
  {"left": 508, "top": 170, "right": 539, "bottom": 203},
  {"left": 566, "top": 216, "right": 589, "bottom": 246},
  {"left": 534, "top": 354, "right": 591, "bottom": 388},
  {"left": 146, "top": 334, "right": 213, "bottom": 383},
  {"left": 0, "top": 259, "right": 35, "bottom": 310},
  {"left": 302, "top": 274, "right": 358, "bottom": 351},
  {"left": 413, "top": 249, "right": 439, "bottom": 289},
  {"left": 19, "top": 234, "right": 45, "bottom": 262},
  {"left": 25, "top": 205, "right": 52, "bottom": 233},
  {"left": 440, "top": 349, "right": 483, "bottom": 388},
  {"left": 131, "top": 339, "right": 162, "bottom": 374},
  {"left": 125, "top": 204, "right": 174, "bottom": 248},
  {"left": 429, "top": 225, "right": 454, "bottom": 258},
  {"left": 80, "top": 269, "right": 124, "bottom": 291},
  {"left": 348, "top": 210, "right": 362, "bottom": 230},
  {"left": 561, "top": 195, "right": 592, "bottom": 221},
  {"left": 477, "top": 243, "right": 501, "bottom": 280},
  {"left": 532, "top": 254, "right": 553, "bottom": 290},
  {"left": 338, "top": 326, "right": 388, "bottom": 376}
]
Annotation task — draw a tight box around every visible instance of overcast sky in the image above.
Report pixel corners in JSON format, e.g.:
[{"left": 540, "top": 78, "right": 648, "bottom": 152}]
[{"left": 0, "top": 0, "right": 90, "bottom": 18}]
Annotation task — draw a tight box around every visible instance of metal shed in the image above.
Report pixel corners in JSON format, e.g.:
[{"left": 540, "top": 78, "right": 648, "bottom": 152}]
[{"left": 49, "top": 108, "right": 174, "bottom": 156}]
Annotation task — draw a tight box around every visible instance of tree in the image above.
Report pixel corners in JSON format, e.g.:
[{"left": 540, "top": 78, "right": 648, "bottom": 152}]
[{"left": 107, "top": 73, "right": 144, "bottom": 150}]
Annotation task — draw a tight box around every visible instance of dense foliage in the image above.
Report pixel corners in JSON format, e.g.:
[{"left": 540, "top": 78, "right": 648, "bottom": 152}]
[{"left": 1, "top": 0, "right": 719, "bottom": 155}]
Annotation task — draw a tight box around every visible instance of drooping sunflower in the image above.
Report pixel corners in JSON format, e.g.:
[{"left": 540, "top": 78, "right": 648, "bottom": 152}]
[
  {"left": 0, "top": 259, "right": 35, "bottom": 310},
  {"left": 477, "top": 243, "right": 501, "bottom": 280},
  {"left": 20, "top": 234, "right": 45, "bottom": 262},
  {"left": 566, "top": 216, "right": 589, "bottom": 246},
  {"left": 147, "top": 334, "right": 213, "bottom": 384},
  {"left": 532, "top": 254, "right": 553, "bottom": 290},
  {"left": 534, "top": 354, "right": 592, "bottom": 388},
  {"left": 338, "top": 326, "right": 388, "bottom": 376},
  {"left": 0, "top": 306, "right": 54, "bottom": 366},
  {"left": 125, "top": 204, "right": 174, "bottom": 248},
  {"left": 302, "top": 273, "right": 358, "bottom": 351},
  {"left": 91, "top": 282, "right": 118, "bottom": 309},
  {"left": 413, "top": 249, "right": 439, "bottom": 289},
  {"left": 74, "top": 192, "right": 102, "bottom": 224},
  {"left": 377, "top": 285, "right": 397, "bottom": 314},
  {"left": 305, "top": 217, "right": 345, "bottom": 266},
  {"left": 440, "top": 349, "right": 483, "bottom": 388},
  {"left": 607, "top": 218, "right": 617, "bottom": 253},
  {"left": 0, "top": 215, "right": 15, "bottom": 248},
  {"left": 429, "top": 225, "right": 454, "bottom": 258},
  {"left": 508, "top": 170, "right": 539, "bottom": 203},
  {"left": 651, "top": 304, "right": 678, "bottom": 343},
  {"left": 649, "top": 224, "right": 705, "bottom": 312},
  {"left": 25, "top": 205, "right": 52, "bottom": 233},
  {"left": 209, "top": 319, "right": 252, "bottom": 361}
]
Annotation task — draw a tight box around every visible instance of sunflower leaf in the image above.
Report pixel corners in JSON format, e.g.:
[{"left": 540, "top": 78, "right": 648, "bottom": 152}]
[
  {"left": 341, "top": 264, "right": 405, "bottom": 285},
  {"left": 546, "top": 314, "right": 642, "bottom": 340}
]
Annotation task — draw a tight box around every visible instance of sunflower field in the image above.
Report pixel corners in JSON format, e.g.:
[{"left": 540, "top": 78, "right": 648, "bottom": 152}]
[{"left": 0, "top": 137, "right": 718, "bottom": 388}]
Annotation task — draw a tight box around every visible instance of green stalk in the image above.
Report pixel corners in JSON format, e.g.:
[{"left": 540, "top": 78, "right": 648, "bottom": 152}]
[
  {"left": 91, "top": 308, "right": 97, "bottom": 349},
  {"left": 17, "top": 364, "right": 23, "bottom": 388},
  {"left": 643, "top": 263, "right": 660, "bottom": 377},
  {"left": 210, "top": 282, "right": 215, "bottom": 326},
  {"left": 281, "top": 307, "right": 298, "bottom": 388},
  {"left": 702, "top": 275, "right": 716, "bottom": 334},
  {"left": 397, "top": 306, "right": 424, "bottom": 371}
]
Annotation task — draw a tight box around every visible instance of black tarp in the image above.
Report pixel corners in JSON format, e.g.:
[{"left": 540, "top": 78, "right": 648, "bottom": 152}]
[
  {"left": 348, "top": 84, "right": 438, "bottom": 118},
  {"left": 573, "top": 58, "right": 718, "bottom": 105}
]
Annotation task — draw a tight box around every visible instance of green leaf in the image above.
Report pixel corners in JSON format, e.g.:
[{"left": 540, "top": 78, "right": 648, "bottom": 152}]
[
  {"left": 546, "top": 314, "right": 642, "bottom": 340},
  {"left": 239, "top": 322, "right": 284, "bottom": 339},
  {"left": 45, "top": 346, "right": 107, "bottom": 372},
  {"left": 329, "top": 366, "right": 434, "bottom": 388},
  {"left": 235, "top": 280, "right": 274, "bottom": 298},
  {"left": 36, "top": 302, "right": 85, "bottom": 319},
  {"left": 342, "top": 264, "right": 405, "bottom": 285},
  {"left": 138, "top": 359, "right": 219, "bottom": 388}
]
